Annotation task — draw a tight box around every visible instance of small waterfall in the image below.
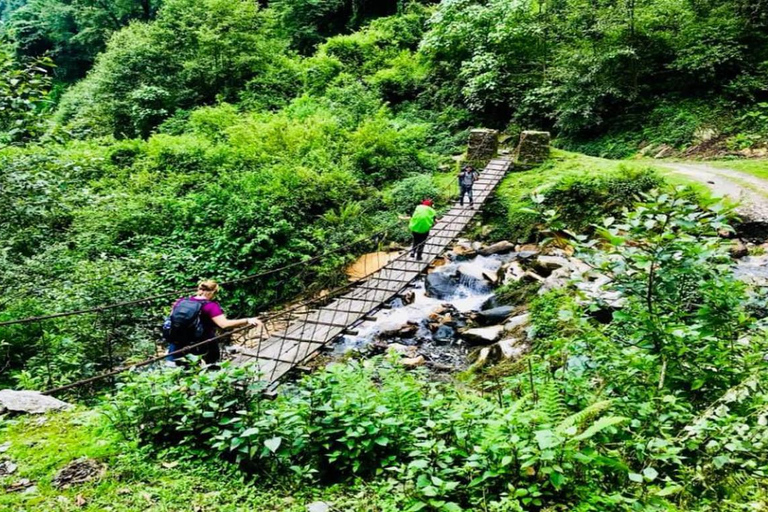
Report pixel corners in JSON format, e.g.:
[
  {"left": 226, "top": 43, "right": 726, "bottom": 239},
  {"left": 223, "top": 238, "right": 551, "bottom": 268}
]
[{"left": 332, "top": 252, "right": 516, "bottom": 368}]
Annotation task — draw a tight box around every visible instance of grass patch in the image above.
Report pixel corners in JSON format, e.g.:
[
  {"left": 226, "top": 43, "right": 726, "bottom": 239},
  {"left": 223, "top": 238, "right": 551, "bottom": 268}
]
[
  {"left": 0, "top": 410, "right": 384, "bottom": 512},
  {"left": 707, "top": 159, "right": 768, "bottom": 181},
  {"left": 486, "top": 150, "right": 669, "bottom": 241}
]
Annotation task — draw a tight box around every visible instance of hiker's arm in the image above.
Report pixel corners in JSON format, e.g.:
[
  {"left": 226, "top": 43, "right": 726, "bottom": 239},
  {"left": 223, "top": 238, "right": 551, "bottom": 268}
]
[{"left": 211, "top": 315, "right": 262, "bottom": 330}]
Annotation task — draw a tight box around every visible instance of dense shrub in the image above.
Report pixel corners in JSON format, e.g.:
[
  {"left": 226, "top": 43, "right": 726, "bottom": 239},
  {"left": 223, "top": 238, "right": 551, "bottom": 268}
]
[{"left": 505, "top": 166, "right": 663, "bottom": 242}]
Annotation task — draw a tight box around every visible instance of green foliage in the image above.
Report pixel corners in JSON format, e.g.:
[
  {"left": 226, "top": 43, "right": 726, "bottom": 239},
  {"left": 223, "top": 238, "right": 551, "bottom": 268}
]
[
  {"left": 271, "top": 0, "right": 418, "bottom": 54},
  {"left": 0, "top": 47, "right": 53, "bottom": 144},
  {"left": 501, "top": 160, "right": 663, "bottom": 242},
  {"left": 56, "top": 0, "right": 280, "bottom": 138},
  {"left": 107, "top": 356, "right": 632, "bottom": 510},
  {"left": 4, "top": 0, "right": 161, "bottom": 81},
  {"left": 516, "top": 190, "right": 768, "bottom": 507}
]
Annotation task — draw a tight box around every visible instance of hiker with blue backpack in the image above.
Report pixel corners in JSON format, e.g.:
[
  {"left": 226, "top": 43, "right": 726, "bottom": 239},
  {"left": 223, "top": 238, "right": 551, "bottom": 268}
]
[{"left": 164, "top": 280, "right": 262, "bottom": 365}]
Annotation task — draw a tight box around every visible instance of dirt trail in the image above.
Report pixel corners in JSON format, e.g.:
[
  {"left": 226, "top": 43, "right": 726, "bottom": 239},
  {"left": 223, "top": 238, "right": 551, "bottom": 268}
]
[{"left": 659, "top": 161, "right": 768, "bottom": 223}]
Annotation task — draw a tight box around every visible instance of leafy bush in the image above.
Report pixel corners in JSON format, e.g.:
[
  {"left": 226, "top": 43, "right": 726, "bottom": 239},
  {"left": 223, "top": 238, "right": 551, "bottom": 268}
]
[
  {"left": 504, "top": 165, "right": 664, "bottom": 242},
  {"left": 106, "top": 356, "right": 633, "bottom": 510}
]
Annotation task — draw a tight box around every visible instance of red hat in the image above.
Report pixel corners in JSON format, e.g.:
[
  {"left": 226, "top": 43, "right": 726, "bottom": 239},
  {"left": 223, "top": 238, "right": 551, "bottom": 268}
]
[{"left": 422, "top": 199, "right": 434, "bottom": 206}]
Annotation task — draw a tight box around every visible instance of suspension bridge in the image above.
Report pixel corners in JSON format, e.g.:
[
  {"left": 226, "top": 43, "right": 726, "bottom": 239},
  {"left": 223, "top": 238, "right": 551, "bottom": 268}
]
[
  {"left": 0, "top": 155, "right": 513, "bottom": 395},
  {"left": 231, "top": 156, "right": 512, "bottom": 386}
]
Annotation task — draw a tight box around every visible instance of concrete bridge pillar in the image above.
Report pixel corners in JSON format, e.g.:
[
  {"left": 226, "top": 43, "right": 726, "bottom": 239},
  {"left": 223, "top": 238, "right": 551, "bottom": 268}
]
[
  {"left": 514, "top": 131, "right": 551, "bottom": 166},
  {"left": 467, "top": 129, "right": 499, "bottom": 164}
]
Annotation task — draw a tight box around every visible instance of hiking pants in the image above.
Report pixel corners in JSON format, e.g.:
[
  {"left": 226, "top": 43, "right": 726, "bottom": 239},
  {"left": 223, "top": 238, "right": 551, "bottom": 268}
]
[
  {"left": 411, "top": 231, "right": 430, "bottom": 259},
  {"left": 166, "top": 339, "right": 220, "bottom": 365},
  {"left": 459, "top": 184, "right": 474, "bottom": 206}
]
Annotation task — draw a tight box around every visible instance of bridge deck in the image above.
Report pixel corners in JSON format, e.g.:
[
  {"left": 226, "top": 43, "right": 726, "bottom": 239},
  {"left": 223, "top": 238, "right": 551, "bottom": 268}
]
[{"left": 234, "top": 157, "right": 512, "bottom": 384}]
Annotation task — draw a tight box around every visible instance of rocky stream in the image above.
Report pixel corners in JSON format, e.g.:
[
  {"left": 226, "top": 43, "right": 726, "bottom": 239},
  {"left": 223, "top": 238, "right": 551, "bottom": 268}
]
[{"left": 327, "top": 235, "right": 768, "bottom": 375}]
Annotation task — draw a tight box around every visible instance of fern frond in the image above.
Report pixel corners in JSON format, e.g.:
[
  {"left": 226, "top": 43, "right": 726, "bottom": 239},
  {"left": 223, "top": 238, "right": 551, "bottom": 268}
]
[
  {"left": 555, "top": 399, "right": 613, "bottom": 435},
  {"left": 539, "top": 379, "right": 567, "bottom": 426},
  {"left": 572, "top": 415, "right": 628, "bottom": 442}
]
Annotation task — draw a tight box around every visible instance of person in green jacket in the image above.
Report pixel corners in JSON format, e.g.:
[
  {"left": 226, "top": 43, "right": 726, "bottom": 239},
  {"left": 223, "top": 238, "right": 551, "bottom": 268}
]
[{"left": 408, "top": 199, "right": 437, "bottom": 260}]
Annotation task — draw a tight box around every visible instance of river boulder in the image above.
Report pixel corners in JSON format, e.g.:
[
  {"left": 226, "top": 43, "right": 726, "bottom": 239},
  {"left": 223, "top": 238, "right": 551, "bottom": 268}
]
[
  {"left": 425, "top": 272, "right": 459, "bottom": 299},
  {"left": 475, "top": 306, "right": 515, "bottom": 326},
  {"left": 460, "top": 325, "right": 505, "bottom": 345},
  {"left": 478, "top": 241, "right": 516, "bottom": 256},
  {"left": 0, "top": 390, "right": 72, "bottom": 415}
]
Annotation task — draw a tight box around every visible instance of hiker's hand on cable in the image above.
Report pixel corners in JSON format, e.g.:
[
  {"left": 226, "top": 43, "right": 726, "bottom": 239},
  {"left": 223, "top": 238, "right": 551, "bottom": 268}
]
[{"left": 246, "top": 317, "right": 262, "bottom": 327}]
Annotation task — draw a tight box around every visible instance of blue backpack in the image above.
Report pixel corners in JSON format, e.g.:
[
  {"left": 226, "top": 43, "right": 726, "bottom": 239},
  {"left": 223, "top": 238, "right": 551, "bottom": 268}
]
[{"left": 162, "top": 298, "right": 208, "bottom": 346}]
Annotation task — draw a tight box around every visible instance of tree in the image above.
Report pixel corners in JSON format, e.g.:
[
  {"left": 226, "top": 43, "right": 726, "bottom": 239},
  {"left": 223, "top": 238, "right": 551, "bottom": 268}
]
[{"left": 0, "top": 45, "right": 53, "bottom": 144}]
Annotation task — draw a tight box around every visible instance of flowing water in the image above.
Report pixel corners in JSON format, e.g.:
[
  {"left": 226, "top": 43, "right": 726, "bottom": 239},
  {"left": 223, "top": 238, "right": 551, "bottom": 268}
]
[{"left": 332, "top": 252, "right": 517, "bottom": 369}]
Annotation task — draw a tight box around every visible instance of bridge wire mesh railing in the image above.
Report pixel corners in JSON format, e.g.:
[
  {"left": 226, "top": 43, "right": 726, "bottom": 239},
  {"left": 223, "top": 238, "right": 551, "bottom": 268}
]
[{"left": 2, "top": 158, "right": 509, "bottom": 397}]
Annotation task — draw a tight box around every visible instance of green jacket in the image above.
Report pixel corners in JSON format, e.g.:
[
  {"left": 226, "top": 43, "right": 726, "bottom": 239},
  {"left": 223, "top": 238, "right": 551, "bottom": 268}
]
[{"left": 409, "top": 205, "right": 437, "bottom": 234}]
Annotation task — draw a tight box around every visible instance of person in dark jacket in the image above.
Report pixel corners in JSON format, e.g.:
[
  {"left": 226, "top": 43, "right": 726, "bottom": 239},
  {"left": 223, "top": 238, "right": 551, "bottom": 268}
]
[{"left": 458, "top": 165, "right": 480, "bottom": 207}]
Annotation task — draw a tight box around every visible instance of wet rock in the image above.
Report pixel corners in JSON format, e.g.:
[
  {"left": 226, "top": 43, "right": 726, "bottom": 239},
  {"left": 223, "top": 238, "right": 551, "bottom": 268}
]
[
  {"left": 307, "top": 502, "right": 331, "bottom": 512},
  {"left": 478, "top": 241, "right": 516, "bottom": 256},
  {"left": 460, "top": 325, "right": 505, "bottom": 345},
  {"left": 52, "top": 458, "right": 106, "bottom": 489},
  {"left": 502, "top": 261, "right": 527, "bottom": 284},
  {"left": 475, "top": 306, "right": 515, "bottom": 326},
  {"left": 482, "top": 268, "right": 500, "bottom": 285},
  {"left": 531, "top": 255, "right": 570, "bottom": 277},
  {"left": 379, "top": 322, "right": 419, "bottom": 340},
  {"left": 451, "top": 244, "right": 477, "bottom": 260},
  {"left": 480, "top": 296, "right": 499, "bottom": 310},
  {"left": 457, "top": 263, "right": 487, "bottom": 286},
  {"left": 425, "top": 272, "right": 459, "bottom": 299},
  {"left": 730, "top": 239, "right": 749, "bottom": 259},
  {"left": 387, "top": 344, "right": 419, "bottom": 358},
  {"left": 400, "top": 290, "right": 416, "bottom": 305},
  {"left": 401, "top": 355, "right": 426, "bottom": 368},
  {"left": 0, "top": 390, "right": 72, "bottom": 415},
  {"left": 504, "top": 313, "right": 531, "bottom": 332},
  {"left": 433, "top": 325, "right": 456, "bottom": 345},
  {"left": 473, "top": 338, "right": 529, "bottom": 367}
]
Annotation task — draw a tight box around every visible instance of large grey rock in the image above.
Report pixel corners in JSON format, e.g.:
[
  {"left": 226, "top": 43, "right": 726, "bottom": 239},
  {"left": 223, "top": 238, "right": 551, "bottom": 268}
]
[
  {"left": 457, "top": 263, "right": 487, "bottom": 286},
  {"left": 425, "top": 272, "right": 458, "bottom": 300},
  {"left": 514, "top": 131, "right": 551, "bottom": 165},
  {"left": 461, "top": 325, "right": 505, "bottom": 345},
  {"left": 478, "top": 241, "right": 516, "bottom": 256},
  {"left": 307, "top": 503, "right": 330, "bottom": 512},
  {"left": 539, "top": 267, "right": 572, "bottom": 293},
  {"left": 504, "top": 313, "right": 531, "bottom": 332},
  {"left": 0, "top": 390, "right": 72, "bottom": 415},
  {"left": 475, "top": 306, "right": 515, "bottom": 326},
  {"left": 531, "top": 255, "right": 570, "bottom": 276},
  {"left": 502, "top": 261, "right": 527, "bottom": 284},
  {"left": 467, "top": 129, "right": 499, "bottom": 162}
]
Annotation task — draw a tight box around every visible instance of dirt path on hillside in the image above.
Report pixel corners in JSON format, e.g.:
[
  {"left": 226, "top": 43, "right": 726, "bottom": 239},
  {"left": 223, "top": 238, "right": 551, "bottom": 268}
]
[{"left": 659, "top": 162, "right": 768, "bottom": 223}]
